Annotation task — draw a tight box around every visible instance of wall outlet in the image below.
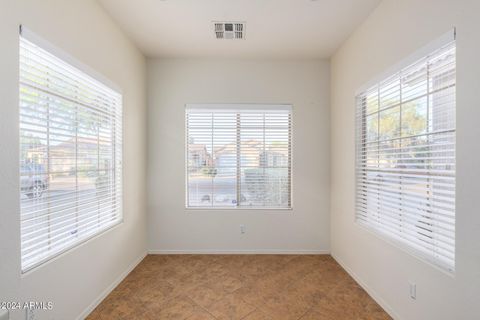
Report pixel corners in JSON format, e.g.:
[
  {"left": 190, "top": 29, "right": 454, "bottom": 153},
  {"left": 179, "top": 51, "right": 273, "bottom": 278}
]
[
  {"left": 409, "top": 282, "right": 416, "bottom": 300},
  {"left": 240, "top": 224, "right": 246, "bottom": 234}
]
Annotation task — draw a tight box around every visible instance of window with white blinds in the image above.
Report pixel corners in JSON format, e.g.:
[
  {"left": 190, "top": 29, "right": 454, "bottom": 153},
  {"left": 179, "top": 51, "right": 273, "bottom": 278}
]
[
  {"left": 186, "top": 105, "right": 292, "bottom": 209},
  {"left": 355, "top": 33, "right": 456, "bottom": 272},
  {"left": 19, "top": 32, "right": 123, "bottom": 272}
]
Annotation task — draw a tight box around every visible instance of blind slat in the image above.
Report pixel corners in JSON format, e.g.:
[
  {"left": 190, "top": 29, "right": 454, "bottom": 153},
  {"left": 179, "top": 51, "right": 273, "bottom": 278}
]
[
  {"left": 19, "top": 36, "right": 123, "bottom": 272},
  {"left": 186, "top": 108, "right": 292, "bottom": 208}
]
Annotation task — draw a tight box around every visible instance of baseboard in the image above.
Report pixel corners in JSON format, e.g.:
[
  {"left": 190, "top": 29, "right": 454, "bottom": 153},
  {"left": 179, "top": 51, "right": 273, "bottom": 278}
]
[
  {"left": 76, "top": 251, "right": 147, "bottom": 320},
  {"left": 148, "top": 249, "right": 330, "bottom": 255},
  {"left": 331, "top": 253, "right": 402, "bottom": 320}
]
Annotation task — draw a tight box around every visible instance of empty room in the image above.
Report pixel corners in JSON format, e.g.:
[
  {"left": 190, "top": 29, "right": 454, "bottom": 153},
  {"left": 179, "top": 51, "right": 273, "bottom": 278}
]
[{"left": 0, "top": 0, "right": 479, "bottom": 319}]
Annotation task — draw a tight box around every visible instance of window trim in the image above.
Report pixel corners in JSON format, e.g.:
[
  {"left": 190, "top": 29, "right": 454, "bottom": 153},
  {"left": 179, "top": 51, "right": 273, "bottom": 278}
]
[
  {"left": 355, "top": 29, "right": 455, "bottom": 96},
  {"left": 354, "top": 29, "right": 456, "bottom": 273},
  {"left": 185, "top": 104, "right": 293, "bottom": 210},
  {"left": 19, "top": 26, "right": 124, "bottom": 273},
  {"left": 20, "top": 25, "right": 122, "bottom": 94}
]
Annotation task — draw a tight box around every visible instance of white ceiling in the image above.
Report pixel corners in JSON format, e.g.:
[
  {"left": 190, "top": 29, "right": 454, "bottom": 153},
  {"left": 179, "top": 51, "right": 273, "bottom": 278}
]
[{"left": 98, "top": 0, "right": 381, "bottom": 59}]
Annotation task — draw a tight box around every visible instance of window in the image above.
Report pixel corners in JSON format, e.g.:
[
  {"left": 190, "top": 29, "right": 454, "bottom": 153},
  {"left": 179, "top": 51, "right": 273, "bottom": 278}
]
[
  {"left": 355, "top": 33, "right": 456, "bottom": 272},
  {"left": 186, "top": 104, "right": 292, "bottom": 209},
  {"left": 19, "top": 32, "right": 122, "bottom": 272}
]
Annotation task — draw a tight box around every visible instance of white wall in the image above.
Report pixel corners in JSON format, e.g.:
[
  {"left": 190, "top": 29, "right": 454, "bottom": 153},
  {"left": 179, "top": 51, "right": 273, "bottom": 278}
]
[
  {"left": 330, "top": 0, "right": 480, "bottom": 319},
  {"left": 147, "top": 59, "right": 330, "bottom": 253},
  {"left": 0, "top": 1, "right": 147, "bottom": 319}
]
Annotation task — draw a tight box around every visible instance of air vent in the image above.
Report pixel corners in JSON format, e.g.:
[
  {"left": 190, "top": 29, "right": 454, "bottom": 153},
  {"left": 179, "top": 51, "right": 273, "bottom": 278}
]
[{"left": 213, "top": 22, "right": 245, "bottom": 40}]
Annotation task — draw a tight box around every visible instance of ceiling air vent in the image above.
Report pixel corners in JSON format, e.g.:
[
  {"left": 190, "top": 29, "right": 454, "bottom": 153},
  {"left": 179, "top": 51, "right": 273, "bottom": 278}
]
[{"left": 213, "top": 22, "right": 245, "bottom": 40}]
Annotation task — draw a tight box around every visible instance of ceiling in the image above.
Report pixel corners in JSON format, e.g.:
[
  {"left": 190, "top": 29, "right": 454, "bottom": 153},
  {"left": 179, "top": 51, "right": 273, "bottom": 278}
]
[{"left": 98, "top": 0, "right": 381, "bottom": 59}]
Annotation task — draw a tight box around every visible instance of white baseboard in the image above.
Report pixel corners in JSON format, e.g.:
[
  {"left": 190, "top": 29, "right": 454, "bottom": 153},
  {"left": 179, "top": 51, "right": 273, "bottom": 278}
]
[
  {"left": 148, "top": 249, "right": 330, "bottom": 255},
  {"left": 331, "top": 253, "right": 402, "bottom": 320},
  {"left": 76, "top": 251, "right": 147, "bottom": 320}
]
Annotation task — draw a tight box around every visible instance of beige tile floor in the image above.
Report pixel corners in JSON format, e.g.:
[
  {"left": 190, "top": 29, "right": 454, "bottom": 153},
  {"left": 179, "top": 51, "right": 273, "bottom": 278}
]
[{"left": 87, "top": 255, "right": 391, "bottom": 320}]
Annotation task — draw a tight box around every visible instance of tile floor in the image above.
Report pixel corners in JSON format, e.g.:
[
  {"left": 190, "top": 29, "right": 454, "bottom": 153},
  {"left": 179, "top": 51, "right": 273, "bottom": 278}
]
[{"left": 87, "top": 255, "right": 391, "bottom": 320}]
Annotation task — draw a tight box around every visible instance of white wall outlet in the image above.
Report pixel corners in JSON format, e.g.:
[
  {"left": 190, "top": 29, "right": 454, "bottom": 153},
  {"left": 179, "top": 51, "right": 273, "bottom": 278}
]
[
  {"left": 409, "top": 282, "right": 416, "bottom": 300},
  {"left": 240, "top": 224, "right": 246, "bottom": 234}
]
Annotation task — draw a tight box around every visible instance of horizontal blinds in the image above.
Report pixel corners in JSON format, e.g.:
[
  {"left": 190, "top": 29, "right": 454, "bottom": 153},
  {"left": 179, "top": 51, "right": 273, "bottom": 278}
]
[
  {"left": 355, "top": 40, "right": 456, "bottom": 272},
  {"left": 186, "top": 108, "right": 292, "bottom": 208},
  {"left": 19, "top": 36, "right": 123, "bottom": 272}
]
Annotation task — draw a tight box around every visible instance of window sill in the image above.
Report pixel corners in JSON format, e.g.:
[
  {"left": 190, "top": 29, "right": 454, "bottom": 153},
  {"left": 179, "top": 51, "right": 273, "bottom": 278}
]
[
  {"left": 185, "top": 207, "right": 293, "bottom": 212},
  {"left": 21, "top": 219, "right": 123, "bottom": 276},
  {"left": 355, "top": 220, "right": 455, "bottom": 278}
]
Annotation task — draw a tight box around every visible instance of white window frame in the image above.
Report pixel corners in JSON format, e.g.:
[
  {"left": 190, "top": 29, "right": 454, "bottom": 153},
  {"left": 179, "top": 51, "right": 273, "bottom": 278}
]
[
  {"left": 19, "top": 26, "right": 123, "bottom": 273},
  {"left": 355, "top": 30, "right": 456, "bottom": 273},
  {"left": 185, "top": 104, "right": 293, "bottom": 210}
]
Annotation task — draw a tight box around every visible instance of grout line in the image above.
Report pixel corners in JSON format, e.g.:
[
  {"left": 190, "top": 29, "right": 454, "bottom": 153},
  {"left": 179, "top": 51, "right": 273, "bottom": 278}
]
[
  {"left": 91, "top": 254, "right": 391, "bottom": 320},
  {"left": 296, "top": 306, "right": 314, "bottom": 320},
  {"left": 239, "top": 308, "right": 258, "bottom": 320},
  {"left": 192, "top": 301, "right": 220, "bottom": 320}
]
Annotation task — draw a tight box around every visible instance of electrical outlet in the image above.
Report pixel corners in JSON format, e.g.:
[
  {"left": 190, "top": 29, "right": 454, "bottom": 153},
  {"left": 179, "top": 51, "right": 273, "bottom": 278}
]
[
  {"left": 409, "top": 282, "right": 416, "bottom": 300},
  {"left": 240, "top": 224, "right": 246, "bottom": 234},
  {"left": 26, "top": 308, "right": 35, "bottom": 320}
]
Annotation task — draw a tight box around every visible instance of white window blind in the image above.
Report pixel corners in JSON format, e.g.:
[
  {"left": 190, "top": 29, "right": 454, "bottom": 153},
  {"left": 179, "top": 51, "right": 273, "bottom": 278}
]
[
  {"left": 355, "top": 35, "right": 456, "bottom": 272},
  {"left": 19, "top": 34, "right": 123, "bottom": 272},
  {"left": 186, "top": 105, "right": 292, "bottom": 208}
]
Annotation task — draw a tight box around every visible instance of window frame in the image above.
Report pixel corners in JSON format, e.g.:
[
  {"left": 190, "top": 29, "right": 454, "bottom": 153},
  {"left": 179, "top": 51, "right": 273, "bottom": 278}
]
[
  {"left": 19, "top": 26, "right": 124, "bottom": 273},
  {"left": 185, "top": 104, "right": 293, "bottom": 210},
  {"left": 354, "top": 30, "right": 456, "bottom": 273}
]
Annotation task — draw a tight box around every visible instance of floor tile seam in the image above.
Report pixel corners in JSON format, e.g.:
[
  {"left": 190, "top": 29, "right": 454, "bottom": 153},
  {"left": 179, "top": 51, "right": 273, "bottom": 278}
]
[
  {"left": 296, "top": 305, "right": 315, "bottom": 320},
  {"left": 178, "top": 296, "right": 220, "bottom": 320},
  {"left": 238, "top": 308, "right": 260, "bottom": 320},
  {"left": 190, "top": 299, "right": 221, "bottom": 320},
  {"left": 185, "top": 285, "right": 230, "bottom": 308},
  {"left": 228, "top": 286, "right": 261, "bottom": 316}
]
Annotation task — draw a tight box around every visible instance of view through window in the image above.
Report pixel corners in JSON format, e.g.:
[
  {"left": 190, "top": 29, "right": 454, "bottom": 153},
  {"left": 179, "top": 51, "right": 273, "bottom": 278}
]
[
  {"left": 186, "top": 105, "right": 292, "bottom": 208},
  {"left": 355, "top": 36, "right": 456, "bottom": 271},
  {"left": 19, "top": 34, "right": 123, "bottom": 272}
]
